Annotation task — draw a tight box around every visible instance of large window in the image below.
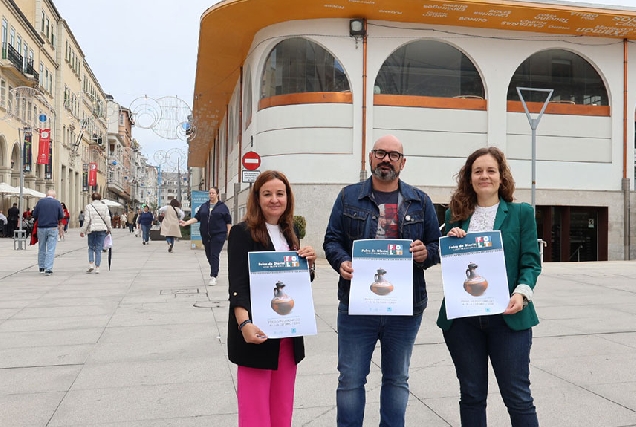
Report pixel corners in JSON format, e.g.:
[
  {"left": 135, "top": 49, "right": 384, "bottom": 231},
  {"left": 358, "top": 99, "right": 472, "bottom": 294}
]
[
  {"left": 261, "top": 37, "right": 349, "bottom": 98},
  {"left": 374, "top": 40, "right": 484, "bottom": 98},
  {"left": 508, "top": 50, "right": 608, "bottom": 105},
  {"left": 243, "top": 66, "right": 252, "bottom": 128}
]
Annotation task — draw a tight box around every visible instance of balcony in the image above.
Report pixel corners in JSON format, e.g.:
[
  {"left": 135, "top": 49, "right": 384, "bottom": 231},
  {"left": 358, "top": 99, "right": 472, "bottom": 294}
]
[{"left": 1, "top": 44, "right": 40, "bottom": 86}]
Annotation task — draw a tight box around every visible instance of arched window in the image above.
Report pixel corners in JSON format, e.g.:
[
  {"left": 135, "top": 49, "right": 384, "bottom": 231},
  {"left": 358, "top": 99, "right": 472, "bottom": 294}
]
[
  {"left": 375, "top": 40, "right": 484, "bottom": 98},
  {"left": 261, "top": 37, "right": 350, "bottom": 99},
  {"left": 243, "top": 66, "right": 252, "bottom": 129},
  {"left": 508, "top": 50, "right": 608, "bottom": 106}
]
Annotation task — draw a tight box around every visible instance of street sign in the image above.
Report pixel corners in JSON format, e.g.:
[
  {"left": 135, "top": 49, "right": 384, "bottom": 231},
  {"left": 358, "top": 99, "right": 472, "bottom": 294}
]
[
  {"left": 242, "top": 151, "right": 261, "bottom": 171},
  {"left": 242, "top": 170, "right": 260, "bottom": 183}
]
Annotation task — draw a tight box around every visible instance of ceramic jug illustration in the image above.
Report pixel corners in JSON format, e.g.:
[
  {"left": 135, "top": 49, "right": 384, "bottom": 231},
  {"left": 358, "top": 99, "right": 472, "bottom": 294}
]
[
  {"left": 463, "top": 262, "right": 488, "bottom": 296},
  {"left": 370, "top": 268, "right": 394, "bottom": 296},
  {"left": 271, "top": 281, "right": 295, "bottom": 315}
]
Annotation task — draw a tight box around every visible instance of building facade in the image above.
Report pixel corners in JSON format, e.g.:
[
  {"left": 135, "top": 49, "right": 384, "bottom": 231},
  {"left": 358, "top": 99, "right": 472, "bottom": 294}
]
[
  {"left": 191, "top": 0, "right": 636, "bottom": 261},
  {"left": 0, "top": 0, "right": 138, "bottom": 228}
]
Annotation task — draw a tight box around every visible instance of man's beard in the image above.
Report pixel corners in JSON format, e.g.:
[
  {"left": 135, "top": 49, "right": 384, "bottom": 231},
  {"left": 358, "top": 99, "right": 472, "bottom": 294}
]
[{"left": 372, "top": 163, "right": 400, "bottom": 182}]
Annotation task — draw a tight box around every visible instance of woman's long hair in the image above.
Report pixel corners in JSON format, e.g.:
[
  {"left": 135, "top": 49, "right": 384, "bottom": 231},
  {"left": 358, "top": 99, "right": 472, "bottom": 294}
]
[
  {"left": 449, "top": 147, "right": 515, "bottom": 222},
  {"left": 244, "top": 170, "right": 298, "bottom": 250}
]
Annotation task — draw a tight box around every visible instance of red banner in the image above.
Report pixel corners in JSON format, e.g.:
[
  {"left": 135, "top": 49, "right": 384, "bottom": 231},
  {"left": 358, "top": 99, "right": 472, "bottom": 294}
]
[
  {"left": 88, "top": 162, "right": 97, "bottom": 187},
  {"left": 37, "top": 129, "right": 50, "bottom": 165}
]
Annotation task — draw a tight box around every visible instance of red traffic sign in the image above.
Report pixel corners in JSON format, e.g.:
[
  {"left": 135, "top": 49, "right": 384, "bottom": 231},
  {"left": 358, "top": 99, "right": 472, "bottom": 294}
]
[{"left": 242, "top": 151, "right": 261, "bottom": 171}]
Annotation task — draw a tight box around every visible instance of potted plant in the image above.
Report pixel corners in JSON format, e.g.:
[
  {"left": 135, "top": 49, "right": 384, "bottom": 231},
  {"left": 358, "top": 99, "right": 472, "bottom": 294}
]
[{"left": 293, "top": 215, "right": 306, "bottom": 240}]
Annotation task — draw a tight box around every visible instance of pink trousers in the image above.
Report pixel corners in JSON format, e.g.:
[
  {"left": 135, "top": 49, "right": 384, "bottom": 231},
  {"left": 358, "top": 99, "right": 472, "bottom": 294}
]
[{"left": 237, "top": 338, "right": 298, "bottom": 427}]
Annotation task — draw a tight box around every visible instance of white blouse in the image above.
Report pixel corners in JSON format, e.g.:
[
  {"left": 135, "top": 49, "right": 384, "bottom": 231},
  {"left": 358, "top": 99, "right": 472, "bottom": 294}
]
[
  {"left": 265, "top": 223, "right": 289, "bottom": 251},
  {"left": 468, "top": 204, "right": 499, "bottom": 233}
]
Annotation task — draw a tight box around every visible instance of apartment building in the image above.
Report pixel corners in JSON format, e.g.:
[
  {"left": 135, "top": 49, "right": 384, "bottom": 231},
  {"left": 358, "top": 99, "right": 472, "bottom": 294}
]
[{"left": 0, "top": 0, "right": 119, "bottom": 227}]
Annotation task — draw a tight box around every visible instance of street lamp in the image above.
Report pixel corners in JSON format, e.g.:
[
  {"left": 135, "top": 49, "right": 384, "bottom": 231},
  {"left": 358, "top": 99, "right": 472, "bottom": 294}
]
[{"left": 516, "top": 87, "right": 553, "bottom": 210}]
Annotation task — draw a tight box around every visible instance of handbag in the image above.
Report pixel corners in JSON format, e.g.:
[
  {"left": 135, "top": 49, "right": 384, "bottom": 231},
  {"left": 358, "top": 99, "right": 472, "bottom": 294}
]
[
  {"left": 103, "top": 233, "right": 113, "bottom": 249},
  {"left": 158, "top": 214, "right": 165, "bottom": 222}
]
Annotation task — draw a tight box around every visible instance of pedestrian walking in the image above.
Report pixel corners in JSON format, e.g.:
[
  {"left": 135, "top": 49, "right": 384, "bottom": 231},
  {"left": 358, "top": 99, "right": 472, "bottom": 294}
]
[
  {"left": 180, "top": 187, "right": 231, "bottom": 285},
  {"left": 80, "top": 192, "right": 113, "bottom": 274},
  {"left": 439, "top": 147, "right": 542, "bottom": 427},
  {"left": 127, "top": 210, "right": 136, "bottom": 233},
  {"left": 32, "top": 189, "right": 64, "bottom": 276},
  {"left": 58, "top": 202, "right": 69, "bottom": 240},
  {"left": 78, "top": 210, "right": 85, "bottom": 228},
  {"left": 228, "top": 170, "right": 316, "bottom": 427},
  {"left": 137, "top": 206, "right": 153, "bottom": 245},
  {"left": 323, "top": 134, "right": 441, "bottom": 427},
  {"left": 159, "top": 199, "right": 185, "bottom": 252}
]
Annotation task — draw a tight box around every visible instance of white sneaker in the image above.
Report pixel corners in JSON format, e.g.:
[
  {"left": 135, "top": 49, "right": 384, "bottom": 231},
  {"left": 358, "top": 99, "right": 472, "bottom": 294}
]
[
  {"left": 209, "top": 277, "right": 217, "bottom": 286},
  {"left": 87, "top": 263, "right": 95, "bottom": 273},
  {"left": 95, "top": 267, "right": 100, "bottom": 274}
]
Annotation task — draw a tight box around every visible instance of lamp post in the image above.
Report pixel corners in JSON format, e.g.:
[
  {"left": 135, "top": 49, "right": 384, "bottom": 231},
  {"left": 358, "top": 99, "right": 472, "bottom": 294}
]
[{"left": 516, "top": 87, "right": 553, "bottom": 210}]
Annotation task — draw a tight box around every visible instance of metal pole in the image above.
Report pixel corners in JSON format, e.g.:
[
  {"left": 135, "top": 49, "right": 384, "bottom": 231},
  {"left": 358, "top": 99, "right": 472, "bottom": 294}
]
[
  {"left": 516, "top": 87, "right": 553, "bottom": 210},
  {"left": 177, "top": 158, "right": 182, "bottom": 201},
  {"left": 531, "top": 122, "right": 537, "bottom": 209}
]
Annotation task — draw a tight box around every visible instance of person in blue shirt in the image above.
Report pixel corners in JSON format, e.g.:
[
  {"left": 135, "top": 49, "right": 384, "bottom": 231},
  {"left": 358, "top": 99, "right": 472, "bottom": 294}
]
[
  {"left": 180, "top": 187, "right": 231, "bottom": 286},
  {"left": 136, "top": 205, "right": 154, "bottom": 245},
  {"left": 32, "top": 189, "right": 64, "bottom": 275}
]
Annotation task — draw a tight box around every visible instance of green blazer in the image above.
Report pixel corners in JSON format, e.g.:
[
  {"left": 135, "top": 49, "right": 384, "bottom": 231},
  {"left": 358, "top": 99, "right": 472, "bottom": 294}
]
[{"left": 437, "top": 199, "right": 541, "bottom": 331}]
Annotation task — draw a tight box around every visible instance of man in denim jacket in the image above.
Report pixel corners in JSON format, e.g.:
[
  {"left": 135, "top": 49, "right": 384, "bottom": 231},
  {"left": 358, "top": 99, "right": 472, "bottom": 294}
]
[{"left": 323, "top": 135, "right": 441, "bottom": 427}]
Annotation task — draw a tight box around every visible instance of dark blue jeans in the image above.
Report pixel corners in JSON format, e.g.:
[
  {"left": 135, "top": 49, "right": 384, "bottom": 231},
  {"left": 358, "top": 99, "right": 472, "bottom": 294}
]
[
  {"left": 336, "top": 302, "right": 422, "bottom": 427},
  {"left": 204, "top": 235, "right": 225, "bottom": 277},
  {"left": 443, "top": 314, "right": 538, "bottom": 427}
]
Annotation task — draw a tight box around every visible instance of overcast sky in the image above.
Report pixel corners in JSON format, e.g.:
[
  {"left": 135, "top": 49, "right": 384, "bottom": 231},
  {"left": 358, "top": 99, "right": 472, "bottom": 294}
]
[{"left": 52, "top": 0, "right": 635, "bottom": 164}]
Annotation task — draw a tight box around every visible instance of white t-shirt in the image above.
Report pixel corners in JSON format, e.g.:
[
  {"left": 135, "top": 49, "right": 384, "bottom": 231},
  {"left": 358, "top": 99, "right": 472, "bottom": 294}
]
[{"left": 265, "top": 223, "right": 289, "bottom": 251}]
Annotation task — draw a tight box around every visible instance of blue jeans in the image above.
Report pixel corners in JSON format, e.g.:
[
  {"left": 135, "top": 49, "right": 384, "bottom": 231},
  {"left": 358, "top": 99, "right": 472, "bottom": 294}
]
[
  {"left": 337, "top": 302, "right": 422, "bottom": 427},
  {"left": 443, "top": 314, "right": 538, "bottom": 427},
  {"left": 87, "top": 231, "right": 107, "bottom": 266},
  {"left": 140, "top": 224, "right": 150, "bottom": 242},
  {"left": 166, "top": 236, "right": 175, "bottom": 246},
  {"left": 37, "top": 227, "right": 59, "bottom": 271}
]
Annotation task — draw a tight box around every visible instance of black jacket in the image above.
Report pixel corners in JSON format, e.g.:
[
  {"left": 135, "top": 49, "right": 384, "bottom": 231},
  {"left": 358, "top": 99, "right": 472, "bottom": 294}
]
[
  {"left": 196, "top": 200, "right": 231, "bottom": 243},
  {"left": 227, "top": 222, "right": 306, "bottom": 369}
]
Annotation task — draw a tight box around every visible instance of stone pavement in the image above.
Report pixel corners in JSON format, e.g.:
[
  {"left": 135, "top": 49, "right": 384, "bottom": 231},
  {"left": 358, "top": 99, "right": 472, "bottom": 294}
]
[{"left": 1, "top": 228, "right": 636, "bottom": 426}]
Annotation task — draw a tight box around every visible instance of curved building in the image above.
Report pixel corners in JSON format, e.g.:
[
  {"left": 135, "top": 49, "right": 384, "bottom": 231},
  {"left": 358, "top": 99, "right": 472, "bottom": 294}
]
[{"left": 191, "top": 0, "right": 636, "bottom": 261}]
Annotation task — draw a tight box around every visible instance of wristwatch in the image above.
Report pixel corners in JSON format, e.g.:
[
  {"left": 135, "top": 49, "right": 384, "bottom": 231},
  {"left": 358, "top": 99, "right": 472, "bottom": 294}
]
[{"left": 238, "top": 319, "right": 252, "bottom": 331}]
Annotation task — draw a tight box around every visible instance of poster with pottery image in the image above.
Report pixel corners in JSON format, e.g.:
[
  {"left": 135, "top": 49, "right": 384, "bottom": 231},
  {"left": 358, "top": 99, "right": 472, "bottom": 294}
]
[
  {"left": 439, "top": 231, "right": 510, "bottom": 319},
  {"left": 248, "top": 251, "right": 317, "bottom": 338},
  {"left": 349, "top": 239, "right": 413, "bottom": 315}
]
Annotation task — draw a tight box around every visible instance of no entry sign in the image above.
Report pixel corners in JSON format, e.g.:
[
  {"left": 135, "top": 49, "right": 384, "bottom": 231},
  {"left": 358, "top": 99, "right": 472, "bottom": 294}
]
[{"left": 242, "top": 151, "right": 261, "bottom": 171}]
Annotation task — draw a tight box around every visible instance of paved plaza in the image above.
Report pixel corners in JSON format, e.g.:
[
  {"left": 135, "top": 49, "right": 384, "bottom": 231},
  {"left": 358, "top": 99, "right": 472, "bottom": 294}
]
[{"left": 0, "top": 228, "right": 635, "bottom": 426}]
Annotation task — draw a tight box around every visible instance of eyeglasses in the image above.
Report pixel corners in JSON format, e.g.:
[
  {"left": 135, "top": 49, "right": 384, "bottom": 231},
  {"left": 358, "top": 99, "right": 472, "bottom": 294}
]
[{"left": 372, "top": 149, "right": 403, "bottom": 162}]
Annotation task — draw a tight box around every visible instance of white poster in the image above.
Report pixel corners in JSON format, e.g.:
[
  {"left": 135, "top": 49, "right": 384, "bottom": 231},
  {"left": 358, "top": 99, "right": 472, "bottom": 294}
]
[
  {"left": 248, "top": 251, "right": 317, "bottom": 338},
  {"left": 349, "top": 239, "right": 413, "bottom": 315},
  {"left": 440, "top": 231, "right": 510, "bottom": 319}
]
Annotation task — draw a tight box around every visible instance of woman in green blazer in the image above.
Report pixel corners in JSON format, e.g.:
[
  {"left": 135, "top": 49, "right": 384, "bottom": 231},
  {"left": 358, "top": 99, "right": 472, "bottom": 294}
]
[{"left": 437, "top": 147, "right": 541, "bottom": 427}]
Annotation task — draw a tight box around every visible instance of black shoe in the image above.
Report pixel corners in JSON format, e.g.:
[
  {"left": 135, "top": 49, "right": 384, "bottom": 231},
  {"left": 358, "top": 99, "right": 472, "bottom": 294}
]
[
  {"left": 39, "top": 268, "right": 44, "bottom": 274},
  {"left": 44, "top": 270, "right": 52, "bottom": 276},
  {"left": 168, "top": 244, "right": 173, "bottom": 253}
]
